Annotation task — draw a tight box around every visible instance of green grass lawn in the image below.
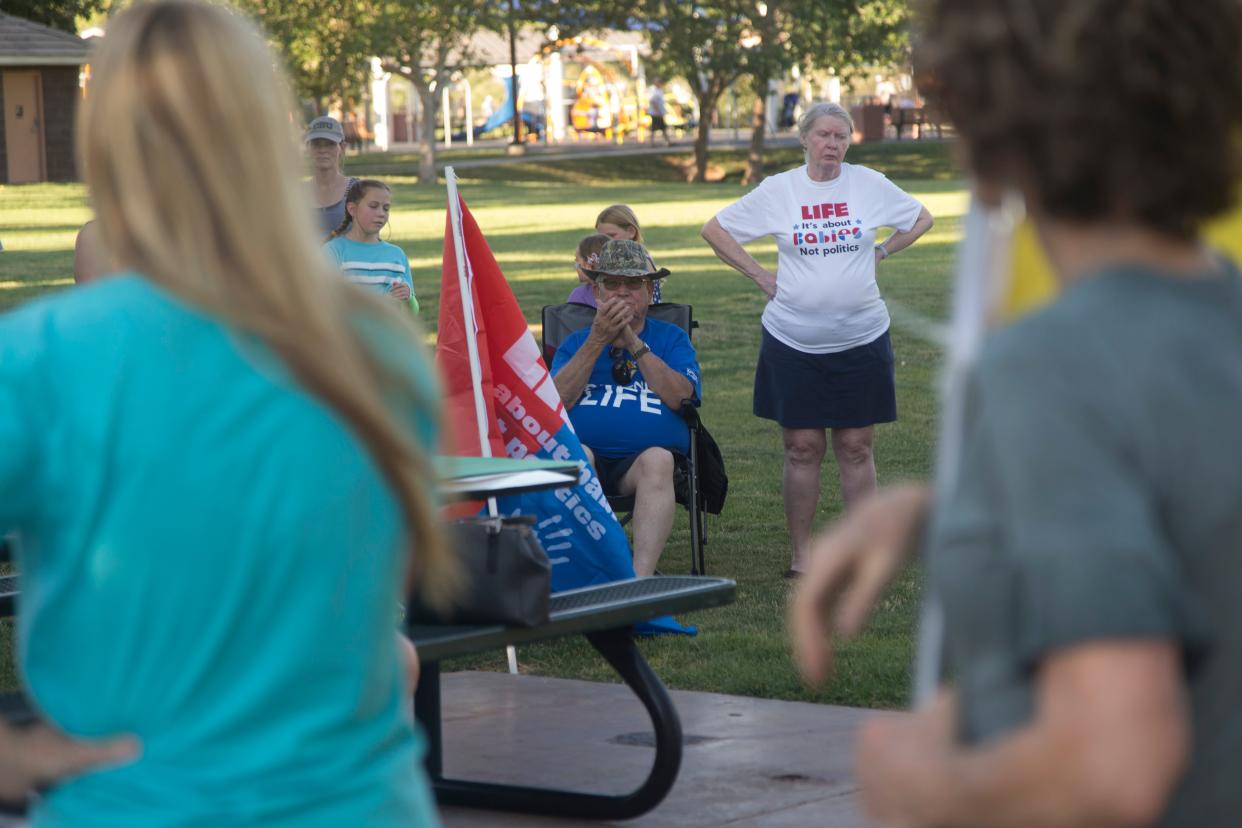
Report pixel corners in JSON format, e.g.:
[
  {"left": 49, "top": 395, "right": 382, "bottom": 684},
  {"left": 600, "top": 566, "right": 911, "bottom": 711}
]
[{"left": 0, "top": 141, "right": 965, "bottom": 709}]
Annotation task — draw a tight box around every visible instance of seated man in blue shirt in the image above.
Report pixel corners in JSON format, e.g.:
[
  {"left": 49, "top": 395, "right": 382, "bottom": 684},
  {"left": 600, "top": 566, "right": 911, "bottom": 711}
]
[{"left": 552, "top": 240, "right": 701, "bottom": 576}]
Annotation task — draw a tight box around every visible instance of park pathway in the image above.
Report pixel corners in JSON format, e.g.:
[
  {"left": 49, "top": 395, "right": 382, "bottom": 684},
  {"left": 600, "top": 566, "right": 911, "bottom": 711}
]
[{"left": 437, "top": 671, "right": 873, "bottom": 827}]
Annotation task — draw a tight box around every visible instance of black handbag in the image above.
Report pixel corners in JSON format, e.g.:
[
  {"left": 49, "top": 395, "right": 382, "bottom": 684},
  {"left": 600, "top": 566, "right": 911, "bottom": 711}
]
[
  {"left": 407, "top": 515, "right": 551, "bottom": 628},
  {"left": 694, "top": 420, "right": 728, "bottom": 515}
]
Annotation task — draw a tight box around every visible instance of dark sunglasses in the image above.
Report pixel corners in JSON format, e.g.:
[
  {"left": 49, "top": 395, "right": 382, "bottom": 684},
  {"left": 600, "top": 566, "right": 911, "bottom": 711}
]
[{"left": 609, "top": 347, "right": 636, "bottom": 385}]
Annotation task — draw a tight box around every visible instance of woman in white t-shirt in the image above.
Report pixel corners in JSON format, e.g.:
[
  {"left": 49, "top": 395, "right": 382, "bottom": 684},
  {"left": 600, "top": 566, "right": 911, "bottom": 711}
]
[{"left": 701, "top": 101, "right": 933, "bottom": 577}]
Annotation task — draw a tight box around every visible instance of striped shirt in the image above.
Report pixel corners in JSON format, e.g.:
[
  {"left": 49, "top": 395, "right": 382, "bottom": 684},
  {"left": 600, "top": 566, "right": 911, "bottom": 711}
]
[{"left": 324, "top": 237, "right": 415, "bottom": 299}]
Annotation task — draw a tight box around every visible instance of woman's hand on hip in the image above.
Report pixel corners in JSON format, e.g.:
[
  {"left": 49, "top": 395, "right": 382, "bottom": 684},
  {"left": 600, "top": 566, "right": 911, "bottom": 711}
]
[
  {"left": 0, "top": 720, "right": 139, "bottom": 802},
  {"left": 789, "top": 482, "right": 932, "bottom": 687},
  {"left": 753, "top": 270, "right": 777, "bottom": 301}
]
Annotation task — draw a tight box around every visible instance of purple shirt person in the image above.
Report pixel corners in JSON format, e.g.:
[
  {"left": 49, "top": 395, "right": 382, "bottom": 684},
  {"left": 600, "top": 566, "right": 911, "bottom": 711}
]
[{"left": 567, "top": 233, "right": 610, "bottom": 307}]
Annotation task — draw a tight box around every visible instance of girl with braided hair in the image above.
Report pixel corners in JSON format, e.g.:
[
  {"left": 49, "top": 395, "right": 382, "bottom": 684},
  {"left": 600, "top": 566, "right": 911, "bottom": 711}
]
[{"left": 324, "top": 178, "right": 419, "bottom": 312}]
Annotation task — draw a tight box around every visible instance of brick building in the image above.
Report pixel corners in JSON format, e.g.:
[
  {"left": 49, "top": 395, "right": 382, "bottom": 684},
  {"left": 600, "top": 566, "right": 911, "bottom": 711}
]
[{"left": 0, "top": 12, "right": 92, "bottom": 184}]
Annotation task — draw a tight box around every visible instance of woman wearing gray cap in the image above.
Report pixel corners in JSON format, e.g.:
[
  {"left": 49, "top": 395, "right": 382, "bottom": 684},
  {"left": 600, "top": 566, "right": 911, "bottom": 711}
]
[{"left": 306, "top": 115, "right": 358, "bottom": 237}]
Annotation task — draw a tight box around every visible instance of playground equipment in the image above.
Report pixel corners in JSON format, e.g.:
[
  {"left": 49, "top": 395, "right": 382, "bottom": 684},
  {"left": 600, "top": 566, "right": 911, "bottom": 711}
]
[
  {"left": 558, "top": 36, "right": 649, "bottom": 141},
  {"left": 466, "top": 76, "right": 543, "bottom": 141}
]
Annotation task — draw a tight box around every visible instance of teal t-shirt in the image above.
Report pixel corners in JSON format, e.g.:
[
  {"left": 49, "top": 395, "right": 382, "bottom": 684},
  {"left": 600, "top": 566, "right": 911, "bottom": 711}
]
[
  {"left": 324, "top": 237, "right": 418, "bottom": 313},
  {"left": 926, "top": 263, "right": 1242, "bottom": 827},
  {"left": 0, "top": 275, "right": 440, "bottom": 827}
]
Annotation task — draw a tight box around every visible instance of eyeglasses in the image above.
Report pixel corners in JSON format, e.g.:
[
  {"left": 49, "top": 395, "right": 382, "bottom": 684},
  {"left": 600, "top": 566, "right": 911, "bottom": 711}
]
[
  {"left": 598, "top": 277, "right": 649, "bottom": 293},
  {"left": 609, "top": 347, "right": 636, "bottom": 385}
]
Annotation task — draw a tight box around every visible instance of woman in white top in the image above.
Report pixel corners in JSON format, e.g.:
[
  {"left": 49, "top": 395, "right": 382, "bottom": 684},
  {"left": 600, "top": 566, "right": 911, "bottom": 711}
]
[{"left": 701, "top": 102, "right": 933, "bottom": 577}]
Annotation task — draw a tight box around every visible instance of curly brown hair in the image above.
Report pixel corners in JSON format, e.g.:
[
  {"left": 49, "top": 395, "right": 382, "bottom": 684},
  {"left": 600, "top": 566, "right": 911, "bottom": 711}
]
[{"left": 918, "top": 0, "right": 1242, "bottom": 240}]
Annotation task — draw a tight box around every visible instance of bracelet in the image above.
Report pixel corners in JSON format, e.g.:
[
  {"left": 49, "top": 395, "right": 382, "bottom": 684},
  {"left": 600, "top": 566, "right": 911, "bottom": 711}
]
[
  {"left": 632, "top": 343, "right": 651, "bottom": 361},
  {"left": 877, "top": 242, "right": 890, "bottom": 260}
]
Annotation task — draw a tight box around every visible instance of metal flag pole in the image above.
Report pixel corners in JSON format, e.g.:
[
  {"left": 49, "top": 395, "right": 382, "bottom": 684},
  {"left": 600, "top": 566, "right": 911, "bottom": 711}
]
[
  {"left": 912, "top": 190, "right": 1023, "bottom": 703},
  {"left": 444, "top": 166, "right": 498, "bottom": 519},
  {"left": 445, "top": 166, "right": 518, "bottom": 674}
]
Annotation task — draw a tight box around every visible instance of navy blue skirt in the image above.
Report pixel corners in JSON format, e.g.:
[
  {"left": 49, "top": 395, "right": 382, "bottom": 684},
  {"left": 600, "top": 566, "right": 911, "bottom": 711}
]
[{"left": 753, "top": 327, "right": 897, "bottom": 429}]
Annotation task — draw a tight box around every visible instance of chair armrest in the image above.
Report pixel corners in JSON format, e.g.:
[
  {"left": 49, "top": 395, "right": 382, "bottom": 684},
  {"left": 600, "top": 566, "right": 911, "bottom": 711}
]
[{"left": 676, "top": 399, "right": 701, "bottom": 428}]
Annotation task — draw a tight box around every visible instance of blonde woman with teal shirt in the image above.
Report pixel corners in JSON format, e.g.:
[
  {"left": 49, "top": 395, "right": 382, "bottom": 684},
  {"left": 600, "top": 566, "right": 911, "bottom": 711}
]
[{"left": 0, "top": 2, "right": 452, "bottom": 825}]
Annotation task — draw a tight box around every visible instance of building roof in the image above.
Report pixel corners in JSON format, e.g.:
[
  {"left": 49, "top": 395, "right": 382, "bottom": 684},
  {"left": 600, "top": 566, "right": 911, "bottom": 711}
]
[{"left": 0, "top": 12, "right": 93, "bottom": 67}]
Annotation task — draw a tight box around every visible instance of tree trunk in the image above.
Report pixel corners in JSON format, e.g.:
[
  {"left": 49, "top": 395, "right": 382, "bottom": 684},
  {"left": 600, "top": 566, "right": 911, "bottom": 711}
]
[
  {"left": 413, "top": 79, "right": 438, "bottom": 187},
  {"left": 692, "top": 108, "right": 713, "bottom": 182},
  {"left": 742, "top": 77, "right": 769, "bottom": 186},
  {"left": 690, "top": 83, "right": 729, "bottom": 183}
]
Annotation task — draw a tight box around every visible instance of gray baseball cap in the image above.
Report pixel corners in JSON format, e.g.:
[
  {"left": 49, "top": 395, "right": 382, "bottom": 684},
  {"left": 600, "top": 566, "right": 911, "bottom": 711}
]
[
  {"left": 304, "top": 116, "right": 344, "bottom": 144},
  {"left": 585, "top": 239, "right": 670, "bottom": 280}
]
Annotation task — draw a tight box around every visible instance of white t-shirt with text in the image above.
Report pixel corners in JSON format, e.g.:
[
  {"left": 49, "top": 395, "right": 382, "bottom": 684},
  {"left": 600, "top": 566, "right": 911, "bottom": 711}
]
[{"left": 716, "top": 163, "right": 922, "bottom": 353}]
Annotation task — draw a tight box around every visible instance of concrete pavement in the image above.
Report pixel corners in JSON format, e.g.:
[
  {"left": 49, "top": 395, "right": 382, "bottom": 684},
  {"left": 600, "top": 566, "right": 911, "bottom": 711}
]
[{"left": 435, "top": 671, "right": 873, "bottom": 827}]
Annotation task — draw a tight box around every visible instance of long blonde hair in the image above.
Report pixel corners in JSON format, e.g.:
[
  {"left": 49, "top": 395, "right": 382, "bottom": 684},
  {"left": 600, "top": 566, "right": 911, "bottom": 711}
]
[
  {"left": 79, "top": 0, "right": 452, "bottom": 599},
  {"left": 595, "top": 204, "right": 644, "bottom": 243}
]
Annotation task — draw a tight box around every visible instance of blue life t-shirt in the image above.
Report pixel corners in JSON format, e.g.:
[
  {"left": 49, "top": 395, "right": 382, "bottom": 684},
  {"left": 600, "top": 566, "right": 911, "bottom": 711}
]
[
  {"left": 0, "top": 275, "right": 440, "bottom": 827},
  {"left": 324, "top": 237, "right": 416, "bottom": 308},
  {"left": 551, "top": 318, "right": 700, "bottom": 458}
]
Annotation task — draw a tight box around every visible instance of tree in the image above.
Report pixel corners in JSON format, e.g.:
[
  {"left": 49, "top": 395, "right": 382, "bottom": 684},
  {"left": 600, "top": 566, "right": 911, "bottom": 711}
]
[
  {"left": 373, "top": 0, "right": 500, "bottom": 186},
  {"left": 234, "top": 0, "right": 381, "bottom": 111},
  {"left": 743, "top": 0, "right": 912, "bottom": 185},
  {"left": 575, "top": 0, "right": 910, "bottom": 184},
  {"left": 2, "top": 0, "right": 105, "bottom": 32},
  {"left": 739, "top": 1, "right": 792, "bottom": 185},
  {"left": 633, "top": 1, "right": 759, "bottom": 182}
]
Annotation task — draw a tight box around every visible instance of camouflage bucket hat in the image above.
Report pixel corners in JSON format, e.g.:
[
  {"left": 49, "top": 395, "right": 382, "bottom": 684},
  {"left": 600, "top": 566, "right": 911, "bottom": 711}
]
[{"left": 585, "top": 239, "right": 671, "bottom": 280}]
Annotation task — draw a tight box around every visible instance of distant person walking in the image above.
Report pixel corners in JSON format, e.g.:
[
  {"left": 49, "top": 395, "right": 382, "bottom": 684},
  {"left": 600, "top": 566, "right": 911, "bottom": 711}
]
[
  {"left": 702, "top": 101, "right": 932, "bottom": 577},
  {"left": 305, "top": 115, "right": 358, "bottom": 238},
  {"left": 648, "top": 78, "right": 671, "bottom": 146}
]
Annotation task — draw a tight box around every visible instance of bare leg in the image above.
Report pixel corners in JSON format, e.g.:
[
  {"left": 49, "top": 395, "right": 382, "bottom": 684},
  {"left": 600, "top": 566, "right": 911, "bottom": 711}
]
[
  {"left": 620, "top": 447, "right": 676, "bottom": 576},
  {"left": 830, "top": 426, "right": 877, "bottom": 510},
  {"left": 783, "top": 427, "right": 827, "bottom": 573}
]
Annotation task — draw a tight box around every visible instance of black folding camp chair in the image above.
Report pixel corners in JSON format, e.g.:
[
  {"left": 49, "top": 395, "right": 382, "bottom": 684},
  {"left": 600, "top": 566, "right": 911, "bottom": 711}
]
[{"left": 541, "top": 302, "right": 711, "bottom": 575}]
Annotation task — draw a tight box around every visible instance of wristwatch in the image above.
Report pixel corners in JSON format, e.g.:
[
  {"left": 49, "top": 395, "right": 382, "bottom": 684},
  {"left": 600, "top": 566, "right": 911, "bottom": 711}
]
[{"left": 632, "top": 343, "right": 651, "bottom": 361}]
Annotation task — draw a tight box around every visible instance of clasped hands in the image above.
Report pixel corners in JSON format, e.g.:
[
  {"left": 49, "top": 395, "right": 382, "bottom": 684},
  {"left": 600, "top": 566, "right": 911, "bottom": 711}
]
[{"left": 587, "top": 296, "right": 642, "bottom": 351}]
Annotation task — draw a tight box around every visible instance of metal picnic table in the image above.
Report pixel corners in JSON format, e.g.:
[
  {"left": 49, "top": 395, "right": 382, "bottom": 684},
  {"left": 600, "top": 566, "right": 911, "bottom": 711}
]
[{"left": 408, "top": 575, "right": 736, "bottom": 821}]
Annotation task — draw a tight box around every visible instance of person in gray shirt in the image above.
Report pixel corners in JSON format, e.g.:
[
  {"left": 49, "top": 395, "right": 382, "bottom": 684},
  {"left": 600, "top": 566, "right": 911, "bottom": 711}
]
[{"left": 790, "top": 1, "right": 1242, "bottom": 826}]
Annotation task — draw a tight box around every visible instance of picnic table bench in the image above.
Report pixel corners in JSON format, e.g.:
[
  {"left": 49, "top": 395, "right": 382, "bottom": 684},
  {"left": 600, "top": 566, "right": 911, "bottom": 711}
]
[
  {"left": 890, "top": 106, "right": 943, "bottom": 140},
  {"left": 0, "top": 574, "right": 735, "bottom": 822},
  {"left": 409, "top": 575, "right": 735, "bottom": 821}
]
